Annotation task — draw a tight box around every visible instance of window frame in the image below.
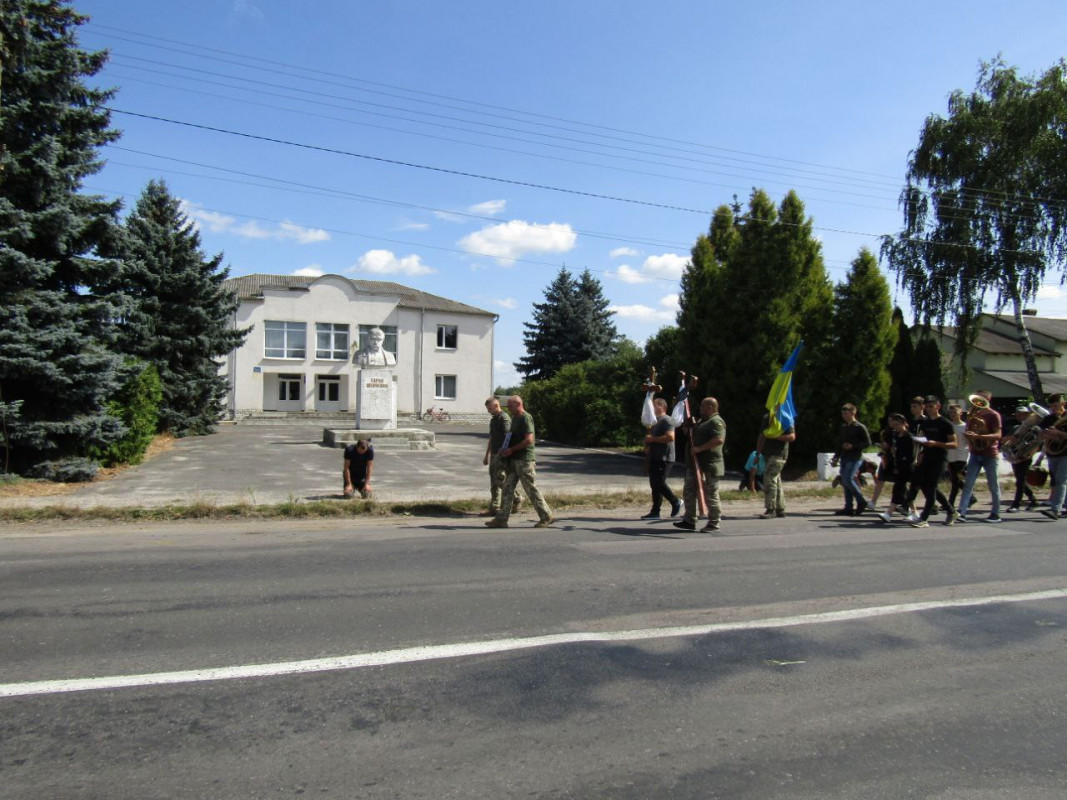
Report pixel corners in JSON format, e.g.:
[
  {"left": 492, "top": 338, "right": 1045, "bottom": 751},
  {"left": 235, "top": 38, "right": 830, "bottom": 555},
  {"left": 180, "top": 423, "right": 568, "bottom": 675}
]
[
  {"left": 264, "top": 320, "right": 307, "bottom": 360},
  {"left": 436, "top": 324, "right": 458, "bottom": 350},
  {"left": 434, "top": 374, "right": 457, "bottom": 401},
  {"left": 315, "top": 322, "right": 350, "bottom": 361}
]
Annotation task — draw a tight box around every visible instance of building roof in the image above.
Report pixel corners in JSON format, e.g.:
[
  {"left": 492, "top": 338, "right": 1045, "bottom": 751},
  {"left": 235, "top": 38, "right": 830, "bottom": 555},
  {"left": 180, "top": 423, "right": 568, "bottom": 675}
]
[
  {"left": 979, "top": 370, "right": 1067, "bottom": 395},
  {"left": 927, "top": 324, "right": 1059, "bottom": 356},
  {"left": 986, "top": 314, "right": 1067, "bottom": 343},
  {"left": 223, "top": 273, "right": 496, "bottom": 317}
]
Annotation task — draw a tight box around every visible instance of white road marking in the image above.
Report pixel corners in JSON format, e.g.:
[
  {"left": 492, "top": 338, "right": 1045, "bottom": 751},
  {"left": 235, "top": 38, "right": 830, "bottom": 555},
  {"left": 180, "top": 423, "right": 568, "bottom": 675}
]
[{"left": 3, "top": 587, "right": 1065, "bottom": 699}]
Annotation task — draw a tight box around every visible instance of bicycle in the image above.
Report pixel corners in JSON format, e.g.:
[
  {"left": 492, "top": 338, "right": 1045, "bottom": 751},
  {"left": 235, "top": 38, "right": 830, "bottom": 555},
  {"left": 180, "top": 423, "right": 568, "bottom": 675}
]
[{"left": 412, "top": 406, "right": 451, "bottom": 423}]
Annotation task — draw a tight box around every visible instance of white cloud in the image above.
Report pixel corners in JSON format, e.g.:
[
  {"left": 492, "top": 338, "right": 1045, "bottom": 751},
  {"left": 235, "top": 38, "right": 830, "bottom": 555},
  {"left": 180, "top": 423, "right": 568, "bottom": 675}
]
[
  {"left": 609, "top": 304, "right": 676, "bottom": 323},
  {"left": 433, "top": 210, "right": 467, "bottom": 223},
  {"left": 468, "top": 199, "right": 507, "bottom": 216},
  {"left": 180, "top": 201, "right": 235, "bottom": 233},
  {"left": 491, "top": 297, "right": 518, "bottom": 310},
  {"left": 352, "top": 249, "right": 435, "bottom": 276},
  {"left": 459, "top": 220, "right": 577, "bottom": 265},
  {"left": 1037, "top": 284, "right": 1064, "bottom": 299},
  {"left": 278, "top": 221, "right": 330, "bottom": 244},
  {"left": 660, "top": 294, "right": 680, "bottom": 310},
  {"left": 610, "top": 246, "right": 640, "bottom": 259},
  {"left": 609, "top": 264, "right": 649, "bottom": 284},
  {"left": 605, "top": 252, "right": 688, "bottom": 284},
  {"left": 396, "top": 221, "right": 430, "bottom": 231},
  {"left": 179, "top": 200, "right": 329, "bottom": 244},
  {"left": 293, "top": 265, "right": 324, "bottom": 278},
  {"left": 642, "top": 253, "right": 688, "bottom": 280}
]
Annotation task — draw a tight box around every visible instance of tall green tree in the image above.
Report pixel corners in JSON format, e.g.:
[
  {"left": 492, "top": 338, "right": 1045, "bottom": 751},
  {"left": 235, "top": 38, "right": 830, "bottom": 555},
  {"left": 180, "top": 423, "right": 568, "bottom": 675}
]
[
  {"left": 0, "top": 0, "right": 126, "bottom": 477},
  {"left": 118, "top": 180, "right": 248, "bottom": 435},
  {"left": 574, "top": 268, "right": 619, "bottom": 359},
  {"left": 881, "top": 58, "right": 1067, "bottom": 398},
  {"left": 677, "top": 189, "right": 834, "bottom": 462},
  {"left": 822, "top": 249, "right": 897, "bottom": 427},
  {"left": 516, "top": 267, "right": 619, "bottom": 381},
  {"left": 886, "top": 307, "right": 917, "bottom": 415},
  {"left": 911, "top": 336, "right": 946, "bottom": 401}
]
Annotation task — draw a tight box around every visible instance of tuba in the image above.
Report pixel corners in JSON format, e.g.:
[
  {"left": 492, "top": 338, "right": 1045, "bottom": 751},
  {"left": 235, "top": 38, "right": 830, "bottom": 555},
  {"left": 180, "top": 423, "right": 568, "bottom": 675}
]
[
  {"left": 1045, "top": 415, "right": 1067, "bottom": 457},
  {"left": 1002, "top": 403, "right": 1050, "bottom": 464},
  {"left": 965, "top": 394, "right": 991, "bottom": 454}
]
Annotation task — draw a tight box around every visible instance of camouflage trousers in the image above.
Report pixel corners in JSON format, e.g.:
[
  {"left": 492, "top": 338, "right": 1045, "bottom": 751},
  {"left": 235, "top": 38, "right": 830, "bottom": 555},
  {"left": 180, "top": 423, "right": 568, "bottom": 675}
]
[
  {"left": 682, "top": 467, "right": 721, "bottom": 524},
  {"left": 763, "top": 455, "right": 787, "bottom": 513},
  {"left": 498, "top": 459, "right": 552, "bottom": 523},
  {"left": 488, "top": 454, "right": 521, "bottom": 514}
]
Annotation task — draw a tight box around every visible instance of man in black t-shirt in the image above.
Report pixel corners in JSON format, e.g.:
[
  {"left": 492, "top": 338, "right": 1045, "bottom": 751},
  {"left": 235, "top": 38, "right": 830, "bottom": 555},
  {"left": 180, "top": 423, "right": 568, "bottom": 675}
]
[
  {"left": 910, "top": 396, "right": 958, "bottom": 527},
  {"left": 343, "top": 439, "right": 374, "bottom": 498}
]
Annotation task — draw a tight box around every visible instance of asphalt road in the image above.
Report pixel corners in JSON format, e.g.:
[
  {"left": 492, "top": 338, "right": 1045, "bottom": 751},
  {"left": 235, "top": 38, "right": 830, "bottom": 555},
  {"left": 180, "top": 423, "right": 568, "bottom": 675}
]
[{"left": 2, "top": 510, "right": 1066, "bottom": 799}]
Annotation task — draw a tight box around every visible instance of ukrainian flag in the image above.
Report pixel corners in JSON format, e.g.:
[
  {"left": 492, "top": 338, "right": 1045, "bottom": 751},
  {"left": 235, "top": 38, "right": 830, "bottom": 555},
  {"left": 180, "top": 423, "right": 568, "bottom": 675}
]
[{"left": 763, "top": 342, "right": 803, "bottom": 438}]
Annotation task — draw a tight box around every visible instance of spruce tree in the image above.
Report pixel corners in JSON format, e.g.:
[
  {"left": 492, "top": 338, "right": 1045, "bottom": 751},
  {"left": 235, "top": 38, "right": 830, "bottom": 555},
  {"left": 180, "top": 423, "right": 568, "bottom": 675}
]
[
  {"left": 0, "top": 0, "right": 126, "bottom": 477},
  {"left": 574, "top": 268, "right": 618, "bottom": 360},
  {"left": 119, "top": 180, "right": 247, "bottom": 435}
]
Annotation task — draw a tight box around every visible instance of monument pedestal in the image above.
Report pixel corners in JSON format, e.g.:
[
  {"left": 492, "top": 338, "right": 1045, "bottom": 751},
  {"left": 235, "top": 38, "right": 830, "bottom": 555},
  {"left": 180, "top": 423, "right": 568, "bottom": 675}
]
[{"left": 356, "top": 368, "right": 397, "bottom": 430}]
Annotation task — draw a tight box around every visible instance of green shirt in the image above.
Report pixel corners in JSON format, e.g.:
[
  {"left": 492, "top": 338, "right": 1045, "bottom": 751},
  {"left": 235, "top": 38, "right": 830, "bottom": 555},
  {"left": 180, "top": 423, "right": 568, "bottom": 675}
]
[
  {"left": 488, "top": 410, "right": 511, "bottom": 452},
  {"left": 692, "top": 414, "right": 725, "bottom": 476},
  {"left": 506, "top": 411, "right": 536, "bottom": 462}
]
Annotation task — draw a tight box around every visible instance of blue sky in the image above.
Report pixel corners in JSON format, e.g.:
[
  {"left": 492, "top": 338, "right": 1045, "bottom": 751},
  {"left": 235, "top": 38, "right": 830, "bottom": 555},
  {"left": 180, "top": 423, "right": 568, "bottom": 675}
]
[{"left": 76, "top": 1, "right": 1067, "bottom": 387}]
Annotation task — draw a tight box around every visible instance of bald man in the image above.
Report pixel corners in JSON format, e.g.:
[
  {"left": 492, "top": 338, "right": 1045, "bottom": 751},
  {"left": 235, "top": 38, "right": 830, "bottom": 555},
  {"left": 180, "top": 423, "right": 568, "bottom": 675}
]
[
  {"left": 485, "top": 395, "right": 554, "bottom": 529},
  {"left": 674, "top": 396, "right": 726, "bottom": 532}
]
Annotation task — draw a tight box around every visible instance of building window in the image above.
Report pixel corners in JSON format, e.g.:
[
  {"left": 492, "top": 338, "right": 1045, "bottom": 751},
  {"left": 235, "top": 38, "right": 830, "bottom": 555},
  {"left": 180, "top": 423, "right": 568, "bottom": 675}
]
[
  {"left": 435, "top": 374, "right": 457, "bottom": 400},
  {"left": 264, "top": 321, "right": 306, "bottom": 359},
  {"left": 436, "top": 324, "right": 458, "bottom": 350},
  {"left": 315, "top": 323, "right": 349, "bottom": 360},
  {"left": 357, "top": 324, "right": 397, "bottom": 358}
]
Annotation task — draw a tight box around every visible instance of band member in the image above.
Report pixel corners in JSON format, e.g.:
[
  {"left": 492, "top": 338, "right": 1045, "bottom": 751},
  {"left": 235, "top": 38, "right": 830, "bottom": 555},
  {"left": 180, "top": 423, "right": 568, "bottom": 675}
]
[
  {"left": 1003, "top": 405, "right": 1040, "bottom": 512},
  {"left": 944, "top": 403, "right": 969, "bottom": 510},
  {"left": 956, "top": 390, "right": 1003, "bottom": 523},
  {"left": 910, "top": 395, "right": 958, "bottom": 528},
  {"left": 1039, "top": 395, "right": 1067, "bottom": 520}
]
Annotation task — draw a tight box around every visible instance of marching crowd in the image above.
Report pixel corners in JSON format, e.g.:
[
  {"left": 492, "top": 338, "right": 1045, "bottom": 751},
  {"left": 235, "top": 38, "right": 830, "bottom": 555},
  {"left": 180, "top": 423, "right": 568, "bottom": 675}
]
[{"left": 471, "top": 388, "right": 1067, "bottom": 533}]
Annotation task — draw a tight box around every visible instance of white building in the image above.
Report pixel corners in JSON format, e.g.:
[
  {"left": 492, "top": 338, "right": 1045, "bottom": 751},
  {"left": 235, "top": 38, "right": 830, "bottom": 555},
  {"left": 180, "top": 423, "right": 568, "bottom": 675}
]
[{"left": 221, "top": 274, "right": 497, "bottom": 417}]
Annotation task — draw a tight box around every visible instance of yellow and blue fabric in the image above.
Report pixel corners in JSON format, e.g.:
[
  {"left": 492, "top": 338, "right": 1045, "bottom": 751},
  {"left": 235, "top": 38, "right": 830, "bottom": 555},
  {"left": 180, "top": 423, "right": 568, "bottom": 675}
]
[{"left": 763, "top": 342, "right": 803, "bottom": 438}]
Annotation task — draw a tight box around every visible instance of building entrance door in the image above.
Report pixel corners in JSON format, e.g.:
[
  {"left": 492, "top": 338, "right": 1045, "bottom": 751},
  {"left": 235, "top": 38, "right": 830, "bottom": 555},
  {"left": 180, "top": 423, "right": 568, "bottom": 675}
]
[
  {"left": 316, "top": 377, "right": 342, "bottom": 412},
  {"left": 277, "top": 375, "right": 304, "bottom": 411}
]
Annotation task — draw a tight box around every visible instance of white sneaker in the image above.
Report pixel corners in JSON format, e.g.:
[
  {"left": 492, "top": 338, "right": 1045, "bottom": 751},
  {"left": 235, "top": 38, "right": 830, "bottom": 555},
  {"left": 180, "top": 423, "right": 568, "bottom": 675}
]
[
  {"left": 877, "top": 512, "right": 891, "bottom": 523},
  {"left": 906, "top": 512, "right": 920, "bottom": 523}
]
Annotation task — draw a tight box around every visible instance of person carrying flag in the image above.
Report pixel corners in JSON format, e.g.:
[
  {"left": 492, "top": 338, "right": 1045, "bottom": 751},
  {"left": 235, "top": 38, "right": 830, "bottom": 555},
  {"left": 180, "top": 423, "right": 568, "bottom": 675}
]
[{"left": 757, "top": 343, "right": 802, "bottom": 519}]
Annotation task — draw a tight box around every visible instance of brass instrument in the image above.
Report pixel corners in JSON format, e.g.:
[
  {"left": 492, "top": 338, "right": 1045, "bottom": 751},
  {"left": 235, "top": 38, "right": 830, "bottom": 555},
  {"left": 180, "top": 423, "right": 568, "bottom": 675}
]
[
  {"left": 965, "top": 394, "right": 992, "bottom": 454},
  {"left": 1002, "top": 403, "right": 1050, "bottom": 464},
  {"left": 1045, "top": 414, "right": 1067, "bottom": 457}
]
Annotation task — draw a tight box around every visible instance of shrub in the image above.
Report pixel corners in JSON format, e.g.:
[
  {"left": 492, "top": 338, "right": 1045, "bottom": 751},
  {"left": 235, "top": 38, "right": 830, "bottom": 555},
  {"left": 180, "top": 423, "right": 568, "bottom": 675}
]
[
  {"left": 27, "top": 457, "right": 99, "bottom": 483},
  {"left": 91, "top": 360, "right": 162, "bottom": 467}
]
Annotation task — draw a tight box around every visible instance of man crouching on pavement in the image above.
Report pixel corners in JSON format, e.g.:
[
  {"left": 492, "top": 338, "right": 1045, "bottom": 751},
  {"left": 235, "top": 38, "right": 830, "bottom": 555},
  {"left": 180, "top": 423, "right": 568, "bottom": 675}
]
[
  {"left": 674, "top": 397, "right": 726, "bottom": 532},
  {"left": 343, "top": 438, "right": 374, "bottom": 499}
]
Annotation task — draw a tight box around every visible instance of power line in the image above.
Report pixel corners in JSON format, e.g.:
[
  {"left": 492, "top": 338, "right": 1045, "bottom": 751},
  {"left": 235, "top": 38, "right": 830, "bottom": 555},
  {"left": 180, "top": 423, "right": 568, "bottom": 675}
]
[
  {"left": 103, "top": 64, "right": 903, "bottom": 210},
  {"left": 84, "top": 23, "right": 909, "bottom": 186},
  {"left": 87, "top": 25, "right": 1067, "bottom": 218},
  {"left": 104, "top": 144, "right": 694, "bottom": 251}
]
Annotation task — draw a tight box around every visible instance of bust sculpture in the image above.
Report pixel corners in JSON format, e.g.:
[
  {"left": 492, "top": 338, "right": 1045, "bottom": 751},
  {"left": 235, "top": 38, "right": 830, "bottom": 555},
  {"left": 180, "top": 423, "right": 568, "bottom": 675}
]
[{"left": 354, "top": 326, "right": 397, "bottom": 366}]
